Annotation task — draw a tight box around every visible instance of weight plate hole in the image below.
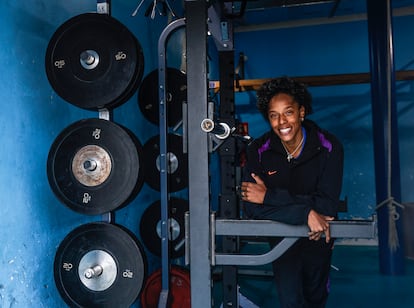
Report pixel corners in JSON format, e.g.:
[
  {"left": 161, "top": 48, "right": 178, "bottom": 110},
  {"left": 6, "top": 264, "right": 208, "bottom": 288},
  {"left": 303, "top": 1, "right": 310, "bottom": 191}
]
[{"left": 80, "top": 50, "right": 100, "bottom": 70}]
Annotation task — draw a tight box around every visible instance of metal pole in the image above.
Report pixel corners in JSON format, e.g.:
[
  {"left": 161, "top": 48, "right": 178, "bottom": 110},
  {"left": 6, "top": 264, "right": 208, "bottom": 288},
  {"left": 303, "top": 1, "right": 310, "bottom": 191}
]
[
  {"left": 185, "top": 0, "right": 212, "bottom": 306},
  {"left": 158, "top": 18, "right": 186, "bottom": 307},
  {"left": 366, "top": 0, "right": 405, "bottom": 275}
]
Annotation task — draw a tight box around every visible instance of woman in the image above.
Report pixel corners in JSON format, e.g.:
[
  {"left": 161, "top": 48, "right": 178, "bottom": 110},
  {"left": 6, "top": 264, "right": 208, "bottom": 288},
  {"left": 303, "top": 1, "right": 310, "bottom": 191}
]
[{"left": 241, "top": 77, "right": 344, "bottom": 307}]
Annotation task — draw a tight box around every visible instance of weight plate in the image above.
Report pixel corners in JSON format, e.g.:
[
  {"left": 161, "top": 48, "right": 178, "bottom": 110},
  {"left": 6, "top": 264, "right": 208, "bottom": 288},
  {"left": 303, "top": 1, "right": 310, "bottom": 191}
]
[
  {"left": 47, "top": 118, "right": 144, "bottom": 215},
  {"left": 138, "top": 68, "right": 187, "bottom": 127},
  {"left": 45, "top": 13, "right": 144, "bottom": 110},
  {"left": 140, "top": 198, "right": 188, "bottom": 258},
  {"left": 54, "top": 222, "right": 147, "bottom": 308},
  {"left": 142, "top": 133, "right": 188, "bottom": 192},
  {"left": 141, "top": 265, "right": 191, "bottom": 308}
]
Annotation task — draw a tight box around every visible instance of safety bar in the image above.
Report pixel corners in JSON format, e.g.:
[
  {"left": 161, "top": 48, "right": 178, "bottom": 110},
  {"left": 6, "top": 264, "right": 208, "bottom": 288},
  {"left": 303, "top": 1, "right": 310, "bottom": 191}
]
[{"left": 212, "top": 216, "right": 376, "bottom": 266}]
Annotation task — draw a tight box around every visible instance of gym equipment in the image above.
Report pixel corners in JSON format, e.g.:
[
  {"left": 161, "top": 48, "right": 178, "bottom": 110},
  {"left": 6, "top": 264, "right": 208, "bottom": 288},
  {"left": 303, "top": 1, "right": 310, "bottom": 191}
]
[
  {"left": 155, "top": 17, "right": 187, "bottom": 308},
  {"left": 211, "top": 217, "right": 377, "bottom": 266},
  {"left": 142, "top": 133, "right": 188, "bottom": 192},
  {"left": 138, "top": 67, "right": 187, "bottom": 127},
  {"left": 54, "top": 222, "right": 147, "bottom": 307},
  {"left": 141, "top": 265, "right": 190, "bottom": 308},
  {"left": 140, "top": 198, "right": 188, "bottom": 258},
  {"left": 45, "top": 13, "right": 144, "bottom": 110},
  {"left": 47, "top": 118, "right": 144, "bottom": 215}
]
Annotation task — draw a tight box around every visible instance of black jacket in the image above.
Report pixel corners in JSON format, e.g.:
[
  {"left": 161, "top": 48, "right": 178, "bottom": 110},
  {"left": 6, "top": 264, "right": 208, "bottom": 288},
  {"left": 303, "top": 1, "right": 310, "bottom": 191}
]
[{"left": 243, "top": 119, "right": 344, "bottom": 225}]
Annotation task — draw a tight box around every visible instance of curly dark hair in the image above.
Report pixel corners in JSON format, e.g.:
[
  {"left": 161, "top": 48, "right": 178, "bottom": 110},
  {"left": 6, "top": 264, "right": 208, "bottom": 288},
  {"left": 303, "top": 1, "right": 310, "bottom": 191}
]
[{"left": 256, "top": 76, "right": 313, "bottom": 120}]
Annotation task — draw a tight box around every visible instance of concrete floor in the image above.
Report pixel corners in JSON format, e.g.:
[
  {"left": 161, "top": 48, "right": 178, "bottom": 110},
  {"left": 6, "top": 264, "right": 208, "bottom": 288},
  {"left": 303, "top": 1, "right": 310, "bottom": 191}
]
[{"left": 213, "top": 245, "right": 414, "bottom": 308}]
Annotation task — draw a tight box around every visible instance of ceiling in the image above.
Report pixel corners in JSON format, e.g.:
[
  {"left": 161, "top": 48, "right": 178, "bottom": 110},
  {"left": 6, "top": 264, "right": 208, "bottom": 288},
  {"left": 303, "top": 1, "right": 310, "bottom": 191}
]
[{"left": 226, "top": 0, "right": 414, "bottom": 30}]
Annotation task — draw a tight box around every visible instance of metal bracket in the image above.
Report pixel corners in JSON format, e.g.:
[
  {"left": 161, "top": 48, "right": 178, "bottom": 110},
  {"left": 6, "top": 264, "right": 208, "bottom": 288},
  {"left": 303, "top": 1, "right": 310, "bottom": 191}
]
[
  {"left": 98, "top": 108, "right": 111, "bottom": 120},
  {"left": 97, "top": 0, "right": 110, "bottom": 14},
  {"left": 207, "top": 2, "right": 234, "bottom": 51},
  {"left": 201, "top": 102, "right": 235, "bottom": 152}
]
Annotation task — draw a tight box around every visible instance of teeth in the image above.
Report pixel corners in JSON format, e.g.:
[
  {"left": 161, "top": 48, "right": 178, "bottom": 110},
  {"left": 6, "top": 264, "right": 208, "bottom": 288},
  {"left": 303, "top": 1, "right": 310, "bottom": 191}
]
[{"left": 279, "top": 128, "right": 291, "bottom": 135}]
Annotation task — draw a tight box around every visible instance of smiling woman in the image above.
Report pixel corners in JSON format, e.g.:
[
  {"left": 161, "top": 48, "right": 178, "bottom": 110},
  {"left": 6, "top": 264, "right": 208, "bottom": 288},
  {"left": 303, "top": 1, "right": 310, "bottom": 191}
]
[
  {"left": 241, "top": 76, "right": 344, "bottom": 307},
  {"left": 266, "top": 92, "right": 306, "bottom": 160}
]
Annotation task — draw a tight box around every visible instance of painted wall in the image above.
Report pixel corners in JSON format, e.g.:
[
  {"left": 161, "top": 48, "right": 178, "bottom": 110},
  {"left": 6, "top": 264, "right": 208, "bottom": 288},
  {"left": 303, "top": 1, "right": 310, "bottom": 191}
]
[
  {"left": 0, "top": 1, "right": 184, "bottom": 307},
  {"left": 0, "top": 0, "right": 413, "bottom": 307},
  {"left": 233, "top": 14, "right": 414, "bottom": 220}
]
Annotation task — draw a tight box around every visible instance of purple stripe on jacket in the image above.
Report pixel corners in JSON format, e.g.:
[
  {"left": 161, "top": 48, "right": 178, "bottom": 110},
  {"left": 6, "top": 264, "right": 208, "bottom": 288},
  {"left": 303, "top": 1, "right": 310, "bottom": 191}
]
[
  {"left": 317, "top": 131, "right": 332, "bottom": 152},
  {"left": 257, "top": 139, "right": 271, "bottom": 162}
]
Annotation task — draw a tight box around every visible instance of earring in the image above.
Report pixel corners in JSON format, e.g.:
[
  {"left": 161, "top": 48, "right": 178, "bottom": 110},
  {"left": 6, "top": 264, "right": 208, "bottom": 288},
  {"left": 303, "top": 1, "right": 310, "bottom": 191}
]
[{"left": 301, "top": 117, "right": 304, "bottom": 122}]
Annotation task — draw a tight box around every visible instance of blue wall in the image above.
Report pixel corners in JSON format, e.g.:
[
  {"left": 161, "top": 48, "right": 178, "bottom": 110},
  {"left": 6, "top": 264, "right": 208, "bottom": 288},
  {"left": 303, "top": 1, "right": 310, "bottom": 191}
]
[
  {"left": 0, "top": 0, "right": 414, "bottom": 306},
  {"left": 0, "top": 1, "right": 184, "bottom": 307},
  {"left": 233, "top": 14, "right": 414, "bottom": 220}
]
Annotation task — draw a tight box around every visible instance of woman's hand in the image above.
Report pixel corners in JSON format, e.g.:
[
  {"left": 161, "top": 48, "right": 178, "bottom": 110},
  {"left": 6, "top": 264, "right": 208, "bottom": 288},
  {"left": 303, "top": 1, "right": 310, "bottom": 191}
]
[
  {"left": 240, "top": 173, "right": 267, "bottom": 204},
  {"left": 307, "top": 209, "right": 334, "bottom": 243}
]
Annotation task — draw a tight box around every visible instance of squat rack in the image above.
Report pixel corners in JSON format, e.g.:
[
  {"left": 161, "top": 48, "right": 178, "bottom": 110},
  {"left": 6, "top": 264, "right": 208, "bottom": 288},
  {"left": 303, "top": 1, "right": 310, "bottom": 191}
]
[
  {"left": 157, "top": 1, "right": 393, "bottom": 307},
  {"left": 183, "top": 1, "right": 373, "bottom": 307}
]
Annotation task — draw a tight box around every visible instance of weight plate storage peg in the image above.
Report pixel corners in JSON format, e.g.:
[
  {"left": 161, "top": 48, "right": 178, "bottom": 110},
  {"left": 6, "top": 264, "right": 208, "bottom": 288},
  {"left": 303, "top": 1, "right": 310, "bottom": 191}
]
[
  {"left": 54, "top": 222, "right": 147, "bottom": 308},
  {"left": 140, "top": 198, "right": 188, "bottom": 258},
  {"left": 143, "top": 133, "right": 188, "bottom": 192},
  {"left": 47, "top": 118, "right": 144, "bottom": 215},
  {"left": 45, "top": 13, "right": 144, "bottom": 110},
  {"left": 138, "top": 67, "right": 187, "bottom": 127},
  {"left": 141, "top": 265, "right": 190, "bottom": 308}
]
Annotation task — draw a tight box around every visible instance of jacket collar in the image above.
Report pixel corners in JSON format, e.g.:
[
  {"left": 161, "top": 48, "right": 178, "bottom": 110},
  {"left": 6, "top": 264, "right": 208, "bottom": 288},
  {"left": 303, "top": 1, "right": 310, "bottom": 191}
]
[{"left": 267, "top": 119, "right": 323, "bottom": 161}]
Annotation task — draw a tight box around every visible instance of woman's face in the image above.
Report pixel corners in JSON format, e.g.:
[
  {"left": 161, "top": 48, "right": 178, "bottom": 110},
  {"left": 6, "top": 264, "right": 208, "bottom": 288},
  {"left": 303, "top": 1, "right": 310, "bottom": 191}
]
[{"left": 267, "top": 93, "right": 305, "bottom": 145}]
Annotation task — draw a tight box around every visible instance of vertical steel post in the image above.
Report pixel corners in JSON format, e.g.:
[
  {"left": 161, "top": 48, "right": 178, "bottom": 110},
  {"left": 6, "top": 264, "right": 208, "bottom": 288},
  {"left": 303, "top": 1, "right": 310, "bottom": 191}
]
[
  {"left": 158, "top": 18, "right": 186, "bottom": 307},
  {"left": 207, "top": 4, "right": 238, "bottom": 304},
  {"left": 366, "top": 0, "right": 405, "bottom": 275},
  {"left": 218, "top": 50, "right": 239, "bottom": 307},
  {"left": 185, "top": 0, "right": 212, "bottom": 306}
]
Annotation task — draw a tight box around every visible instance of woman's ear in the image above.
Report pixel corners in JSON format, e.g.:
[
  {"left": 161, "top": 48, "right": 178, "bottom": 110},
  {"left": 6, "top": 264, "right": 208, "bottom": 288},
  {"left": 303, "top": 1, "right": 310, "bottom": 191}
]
[{"left": 299, "top": 105, "right": 306, "bottom": 119}]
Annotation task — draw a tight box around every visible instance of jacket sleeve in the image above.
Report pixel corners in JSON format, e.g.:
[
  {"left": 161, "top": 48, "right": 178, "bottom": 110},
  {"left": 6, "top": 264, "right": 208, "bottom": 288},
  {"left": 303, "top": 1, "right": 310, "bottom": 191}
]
[
  {"left": 305, "top": 136, "right": 344, "bottom": 217},
  {"left": 242, "top": 140, "right": 312, "bottom": 225}
]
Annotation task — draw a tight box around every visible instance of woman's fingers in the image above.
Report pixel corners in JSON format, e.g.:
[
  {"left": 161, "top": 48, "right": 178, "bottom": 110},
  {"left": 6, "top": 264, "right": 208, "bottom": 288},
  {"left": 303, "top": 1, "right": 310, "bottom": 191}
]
[{"left": 308, "top": 231, "right": 322, "bottom": 241}]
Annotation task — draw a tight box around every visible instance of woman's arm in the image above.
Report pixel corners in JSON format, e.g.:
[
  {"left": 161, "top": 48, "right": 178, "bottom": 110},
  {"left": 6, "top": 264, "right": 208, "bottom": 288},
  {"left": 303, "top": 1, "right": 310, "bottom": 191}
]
[{"left": 241, "top": 136, "right": 344, "bottom": 230}]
